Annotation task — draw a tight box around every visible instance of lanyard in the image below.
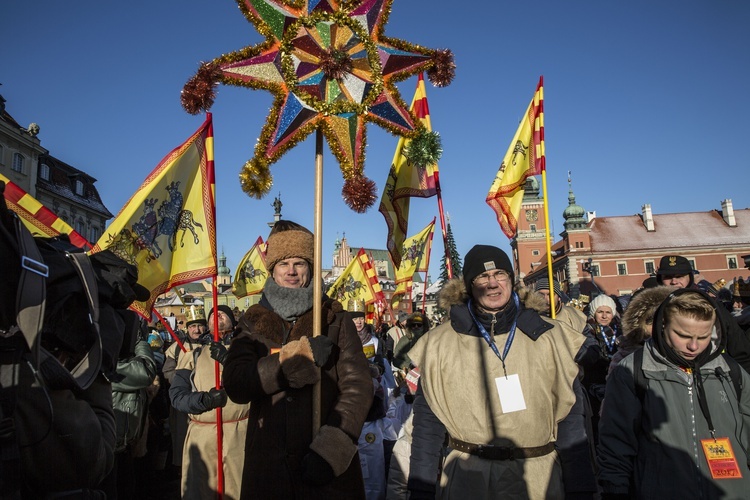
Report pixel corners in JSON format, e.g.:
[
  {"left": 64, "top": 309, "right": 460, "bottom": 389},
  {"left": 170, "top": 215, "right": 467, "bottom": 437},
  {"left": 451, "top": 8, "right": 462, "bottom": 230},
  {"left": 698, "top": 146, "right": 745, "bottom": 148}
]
[{"left": 468, "top": 292, "right": 520, "bottom": 377}]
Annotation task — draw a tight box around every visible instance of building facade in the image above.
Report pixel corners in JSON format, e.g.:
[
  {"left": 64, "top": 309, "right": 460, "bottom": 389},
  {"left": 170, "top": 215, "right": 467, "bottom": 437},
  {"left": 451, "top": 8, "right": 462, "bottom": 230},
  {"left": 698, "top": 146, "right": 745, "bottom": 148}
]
[
  {"left": 516, "top": 178, "right": 750, "bottom": 299},
  {"left": 1, "top": 94, "right": 112, "bottom": 243}
]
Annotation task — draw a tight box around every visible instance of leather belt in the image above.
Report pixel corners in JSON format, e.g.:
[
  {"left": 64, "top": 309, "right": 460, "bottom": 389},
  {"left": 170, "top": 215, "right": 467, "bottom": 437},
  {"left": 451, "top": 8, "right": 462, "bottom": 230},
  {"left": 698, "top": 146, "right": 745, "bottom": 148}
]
[{"left": 448, "top": 436, "right": 555, "bottom": 460}]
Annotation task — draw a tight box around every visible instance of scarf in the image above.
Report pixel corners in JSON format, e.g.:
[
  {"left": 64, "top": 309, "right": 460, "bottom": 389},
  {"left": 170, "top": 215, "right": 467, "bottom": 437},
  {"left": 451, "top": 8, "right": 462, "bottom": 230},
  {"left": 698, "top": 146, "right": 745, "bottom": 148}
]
[
  {"left": 358, "top": 326, "right": 372, "bottom": 345},
  {"left": 262, "top": 277, "right": 314, "bottom": 321}
]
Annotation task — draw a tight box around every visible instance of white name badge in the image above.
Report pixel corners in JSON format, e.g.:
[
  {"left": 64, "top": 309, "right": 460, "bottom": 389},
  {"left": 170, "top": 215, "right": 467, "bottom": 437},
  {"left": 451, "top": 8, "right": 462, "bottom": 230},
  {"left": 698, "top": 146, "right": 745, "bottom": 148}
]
[{"left": 495, "top": 374, "right": 527, "bottom": 413}]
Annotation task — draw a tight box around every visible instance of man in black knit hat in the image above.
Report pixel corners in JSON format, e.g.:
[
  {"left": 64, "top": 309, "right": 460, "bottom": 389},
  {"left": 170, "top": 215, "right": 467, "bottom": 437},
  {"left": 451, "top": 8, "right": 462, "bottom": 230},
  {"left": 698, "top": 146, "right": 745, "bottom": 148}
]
[{"left": 407, "top": 244, "right": 588, "bottom": 499}]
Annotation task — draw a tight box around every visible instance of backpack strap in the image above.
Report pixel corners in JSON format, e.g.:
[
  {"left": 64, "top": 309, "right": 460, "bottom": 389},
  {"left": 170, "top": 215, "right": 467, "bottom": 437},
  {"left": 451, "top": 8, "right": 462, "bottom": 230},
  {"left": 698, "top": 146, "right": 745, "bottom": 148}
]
[
  {"left": 633, "top": 346, "right": 647, "bottom": 402},
  {"left": 13, "top": 213, "right": 48, "bottom": 370},
  {"left": 720, "top": 353, "right": 743, "bottom": 401}
]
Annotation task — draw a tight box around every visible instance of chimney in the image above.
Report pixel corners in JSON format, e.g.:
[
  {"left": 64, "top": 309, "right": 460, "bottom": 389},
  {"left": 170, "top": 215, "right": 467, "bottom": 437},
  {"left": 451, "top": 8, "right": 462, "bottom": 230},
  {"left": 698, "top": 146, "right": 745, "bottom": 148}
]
[
  {"left": 721, "top": 199, "right": 737, "bottom": 227},
  {"left": 641, "top": 204, "right": 655, "bottom": 231}
]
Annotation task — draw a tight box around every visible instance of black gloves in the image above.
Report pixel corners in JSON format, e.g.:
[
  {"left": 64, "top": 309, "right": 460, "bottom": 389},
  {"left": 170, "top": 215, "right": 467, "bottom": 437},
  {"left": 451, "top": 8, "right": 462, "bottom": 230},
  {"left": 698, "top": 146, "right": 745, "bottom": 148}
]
[
  {"left": 308, "top": 335, "right": 334, "bottom": 367},
  {"left": 201, "top": 388, "right": 227, "bottom": 410},
  {"left": 301, "top": 451, "right": 334, "bottom": 486},
  {"left": 210, "top": 341, "right": 229, "bottom": 364}
]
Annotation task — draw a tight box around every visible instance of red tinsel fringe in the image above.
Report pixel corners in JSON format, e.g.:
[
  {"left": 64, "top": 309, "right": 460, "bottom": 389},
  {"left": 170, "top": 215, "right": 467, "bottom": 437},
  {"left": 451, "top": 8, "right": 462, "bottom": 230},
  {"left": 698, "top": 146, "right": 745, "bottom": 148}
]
[
  {"left": 181, "top": 62, "right": 222, "bottom": 114},
  {"left": 427, "top": 49, "right": 456, "bottom": 88},
  {"left": 342, "top": 176, "right": 377, "bottom": 213}
]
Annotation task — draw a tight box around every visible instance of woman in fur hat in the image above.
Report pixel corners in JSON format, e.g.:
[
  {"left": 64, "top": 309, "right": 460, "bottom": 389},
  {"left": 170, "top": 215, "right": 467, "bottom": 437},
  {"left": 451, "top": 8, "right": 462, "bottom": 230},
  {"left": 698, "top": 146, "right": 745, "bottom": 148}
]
[
  {"left": 407, "top": 245, "right": 585, "bottom": 499},
  {"left": 222, "top": 221, "right": 372, "bottom": 499}
]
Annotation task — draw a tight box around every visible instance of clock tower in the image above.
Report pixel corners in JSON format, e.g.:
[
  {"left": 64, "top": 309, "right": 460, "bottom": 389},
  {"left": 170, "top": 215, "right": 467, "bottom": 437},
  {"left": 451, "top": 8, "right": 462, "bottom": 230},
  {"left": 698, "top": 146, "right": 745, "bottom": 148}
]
[{"left": 511, "top": 176, "right": 547, "bottom": 280}]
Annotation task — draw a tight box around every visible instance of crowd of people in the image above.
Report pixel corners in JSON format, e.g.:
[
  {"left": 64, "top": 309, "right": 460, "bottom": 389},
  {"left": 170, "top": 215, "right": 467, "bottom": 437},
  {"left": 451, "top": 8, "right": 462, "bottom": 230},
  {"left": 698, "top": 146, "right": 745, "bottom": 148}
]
[{"left": 16, "top": 215, "right": 750, "bottom": 499}]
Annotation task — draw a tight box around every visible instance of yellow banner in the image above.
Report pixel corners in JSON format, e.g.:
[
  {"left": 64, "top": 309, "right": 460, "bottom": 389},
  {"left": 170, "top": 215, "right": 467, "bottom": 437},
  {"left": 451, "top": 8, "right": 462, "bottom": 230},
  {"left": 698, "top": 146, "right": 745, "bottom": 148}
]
[
  {"left": 379, "top": 73, "right": 438, "bottom": 268},
  {"left": 395, "top": 218, "right": 435, "bottom": 284},
  {"left": 328, "top": 248, "right": 381, "bottom": 309},
  {"left": 91, "top": 116, "right": 217, "bottom": 317},
  {"left": 232, "top": 236, "right": 268, "bottom": 298},
  {"left": 486, "top": 78, "right": 544, "bottom": 239}
]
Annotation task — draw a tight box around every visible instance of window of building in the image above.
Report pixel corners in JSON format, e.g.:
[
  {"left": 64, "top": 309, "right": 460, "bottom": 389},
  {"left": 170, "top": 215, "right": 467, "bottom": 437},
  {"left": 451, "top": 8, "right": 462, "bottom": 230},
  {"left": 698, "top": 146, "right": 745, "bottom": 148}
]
[
  {"left": 74, "top": 179, "right": 84, "bottom": 196},
  {"left": 590, "top": 264, "right": 600, "bottom": 277},
  {"left": 230, "top": 299, "right": 236, "bottom": 308},
  {"left": 89, "top": 227, "right": 99, "bottom": 243},
  {"left": 617, "top": 262, "right": 627, "bottom": 275},
  {"left": 728, "top": 256, "right": 738, "bottom": 269},
  {"left": 529, "top": 224, "right": 537, "bottom": 232},
  {"left": 245, "top": 298, "right": 250, "bottom": 308},
  {"left": 12, "top": 153, "right": 25, "bottom": 173},
  {"left": 575, "top": 241, "right": 583, "bottom": 248},
  {"left": 532, "top": 250, "right": 540, "bottom": 256},
  {"left": 180, "top": 307, "right": 185, "bottom": 314},
  {"left": 688, "top": 258, "right": 696, "bottom": 271},
  {"left": 75, "top": 219, "right": 85, "bottom": 234},
  {"left": 0, "top": 144, "right": 4, "bottom": 165},
  {"left": 39, "top": 163, "right": 50, "bottom": 180},
  {"left": 645, "top": 260, "right": 655, "bottom": 275}
]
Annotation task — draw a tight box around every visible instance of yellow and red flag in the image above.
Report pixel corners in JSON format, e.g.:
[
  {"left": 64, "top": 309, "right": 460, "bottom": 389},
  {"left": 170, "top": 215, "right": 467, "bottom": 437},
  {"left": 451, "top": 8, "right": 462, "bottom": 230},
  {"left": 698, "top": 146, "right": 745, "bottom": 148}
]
[
  {"left": 91, "top": 114, "right": 217, "bottom": 318},
  {"left": 486, "top": 77, "right": 545, "bottom": 239},
  {"left": 379, "top": 73, "right": 438, "bottom": 268},
  {"left": 232, "top": 236, "right": 268, "bottom": 298},
  {"left": 391, "top": 218, "right": 434, "bottom": 307},
  {"left": 328, "top": 248, "right": 386, "bottom": 316},
  {"left": 1, "top": 172, "right": 90, "bottom": 249}
]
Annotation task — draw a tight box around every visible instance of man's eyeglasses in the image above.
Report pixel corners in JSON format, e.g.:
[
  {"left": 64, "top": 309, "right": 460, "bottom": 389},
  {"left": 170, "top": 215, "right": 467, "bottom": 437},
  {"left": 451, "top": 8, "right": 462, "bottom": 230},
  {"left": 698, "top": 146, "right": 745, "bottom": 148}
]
[{"left": 472, "top": 271, "right": 511, "bottom": 287}]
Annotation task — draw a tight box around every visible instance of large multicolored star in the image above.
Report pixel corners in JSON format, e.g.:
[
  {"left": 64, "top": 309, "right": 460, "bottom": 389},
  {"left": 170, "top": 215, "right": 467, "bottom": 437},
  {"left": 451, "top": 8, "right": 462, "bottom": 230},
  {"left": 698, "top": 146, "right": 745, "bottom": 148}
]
[{"left": 182, "top": 0, "right": 454, "bottom": 212}]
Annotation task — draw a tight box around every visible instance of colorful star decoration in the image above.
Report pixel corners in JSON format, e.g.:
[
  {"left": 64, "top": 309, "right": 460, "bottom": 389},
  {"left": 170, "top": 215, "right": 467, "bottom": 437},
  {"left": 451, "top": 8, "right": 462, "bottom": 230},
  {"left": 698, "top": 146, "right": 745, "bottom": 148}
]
[{"left": 182, "top": 0, "right": 454, "bottom": 212}]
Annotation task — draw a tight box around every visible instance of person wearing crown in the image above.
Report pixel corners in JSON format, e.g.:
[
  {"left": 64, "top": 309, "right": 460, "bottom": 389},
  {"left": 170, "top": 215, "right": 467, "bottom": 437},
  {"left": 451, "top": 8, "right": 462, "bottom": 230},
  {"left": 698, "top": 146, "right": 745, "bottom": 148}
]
[{"left": 162, "top": 305, "right": 209, "bottom": 476}]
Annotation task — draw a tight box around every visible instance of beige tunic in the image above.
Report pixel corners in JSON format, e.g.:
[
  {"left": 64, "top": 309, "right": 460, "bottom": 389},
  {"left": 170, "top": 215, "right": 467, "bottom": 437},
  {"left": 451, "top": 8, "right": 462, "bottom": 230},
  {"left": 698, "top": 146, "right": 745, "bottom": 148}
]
[
  {"left": 178, "top": 345, "right": 250, "bottom": 500},
  {"left": 408, "top": 320, "right": 584, "bottom": 499}
]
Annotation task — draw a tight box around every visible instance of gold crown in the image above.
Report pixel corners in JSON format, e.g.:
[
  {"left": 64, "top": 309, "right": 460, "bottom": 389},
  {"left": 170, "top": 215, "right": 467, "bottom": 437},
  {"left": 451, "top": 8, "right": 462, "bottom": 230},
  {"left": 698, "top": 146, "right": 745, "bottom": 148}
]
[
  {"left": 347, "top": 299, "right": 366, "bottom": 313},
  {"left": 186, "top": 305, "right": 206, "bottom": 323}
]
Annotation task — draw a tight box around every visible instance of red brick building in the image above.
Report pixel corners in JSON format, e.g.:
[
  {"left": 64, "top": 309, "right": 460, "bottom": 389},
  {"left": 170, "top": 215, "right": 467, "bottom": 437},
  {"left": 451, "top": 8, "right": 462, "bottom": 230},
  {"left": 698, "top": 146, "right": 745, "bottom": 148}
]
[{"left": 515, "top": 178, "right": 750, "bottom": 298}]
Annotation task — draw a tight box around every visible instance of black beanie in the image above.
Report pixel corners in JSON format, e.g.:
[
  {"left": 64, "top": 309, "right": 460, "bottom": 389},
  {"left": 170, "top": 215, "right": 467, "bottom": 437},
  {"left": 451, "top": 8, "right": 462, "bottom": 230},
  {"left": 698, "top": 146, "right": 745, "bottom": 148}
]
[
  {"left": 463, "top": 245, "right": 514, "bottom": 296},
  {"left": 209, "top": 305, "right": 238, "bottom": 329}
]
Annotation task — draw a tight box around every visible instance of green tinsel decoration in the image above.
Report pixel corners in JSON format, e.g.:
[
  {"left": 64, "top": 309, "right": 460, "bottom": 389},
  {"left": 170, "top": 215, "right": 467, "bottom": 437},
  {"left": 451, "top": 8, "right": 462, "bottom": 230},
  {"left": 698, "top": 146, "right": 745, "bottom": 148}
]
[{"left": 403, "top": 130, "right": 443, "bottom": 168}]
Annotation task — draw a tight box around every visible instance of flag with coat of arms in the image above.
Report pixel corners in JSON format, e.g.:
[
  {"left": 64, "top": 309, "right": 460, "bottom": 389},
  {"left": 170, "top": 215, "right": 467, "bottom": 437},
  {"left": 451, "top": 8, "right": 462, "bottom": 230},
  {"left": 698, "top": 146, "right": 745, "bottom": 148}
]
[{"left": 90, "top": 114, "right": 217, "bottom": 318}]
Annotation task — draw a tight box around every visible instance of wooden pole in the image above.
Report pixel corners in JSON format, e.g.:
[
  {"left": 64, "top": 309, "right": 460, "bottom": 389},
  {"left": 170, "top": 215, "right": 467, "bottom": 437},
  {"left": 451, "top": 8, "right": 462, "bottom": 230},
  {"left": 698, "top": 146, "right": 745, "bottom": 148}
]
[
  {"left": 212, "top": 279, "right": 224, "bottom": 499},
  {"left": 312, "top": 129, "right": 324, "bottom": 434}
]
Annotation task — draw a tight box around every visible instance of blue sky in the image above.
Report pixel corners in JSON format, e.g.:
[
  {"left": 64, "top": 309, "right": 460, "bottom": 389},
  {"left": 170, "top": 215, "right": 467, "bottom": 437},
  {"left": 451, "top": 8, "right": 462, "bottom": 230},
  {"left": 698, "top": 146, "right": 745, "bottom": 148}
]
[{"left": 3, "top": 0, "right": 749, "bottom": 282}]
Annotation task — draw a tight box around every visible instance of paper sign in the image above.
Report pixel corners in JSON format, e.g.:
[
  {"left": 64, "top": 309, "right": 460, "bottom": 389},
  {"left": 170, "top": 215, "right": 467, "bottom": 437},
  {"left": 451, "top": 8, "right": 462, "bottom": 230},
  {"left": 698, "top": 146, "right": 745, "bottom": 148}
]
[{"left": 495, "top": 374, "right": 526, "bottom": 413}]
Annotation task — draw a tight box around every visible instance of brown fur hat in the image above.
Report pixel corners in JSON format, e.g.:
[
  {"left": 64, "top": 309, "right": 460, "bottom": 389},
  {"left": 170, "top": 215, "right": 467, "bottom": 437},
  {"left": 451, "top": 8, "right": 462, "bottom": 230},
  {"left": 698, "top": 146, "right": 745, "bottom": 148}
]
[{"left": 265, "top": 220, "right": 314, "bottom": 271}]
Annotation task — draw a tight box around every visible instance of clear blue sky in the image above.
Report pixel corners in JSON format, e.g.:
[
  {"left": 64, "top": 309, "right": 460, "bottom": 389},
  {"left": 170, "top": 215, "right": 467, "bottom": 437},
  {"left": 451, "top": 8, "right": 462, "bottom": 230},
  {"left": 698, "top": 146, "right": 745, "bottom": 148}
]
[{"left": 4, "top": 0, "right": 749, "bottom": 282}]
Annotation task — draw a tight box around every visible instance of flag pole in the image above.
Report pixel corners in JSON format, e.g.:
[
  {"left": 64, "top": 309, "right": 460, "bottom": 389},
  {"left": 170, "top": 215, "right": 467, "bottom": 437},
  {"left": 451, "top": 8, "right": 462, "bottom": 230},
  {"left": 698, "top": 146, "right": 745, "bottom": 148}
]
[
  {"left": 312, "top": 129, "right": 324, "bottom": 434},
  {"left": 434, "top": 171, "right": 453, "bottom": 279},
  {"left": 205, "top": 112, "right": 224, "bottom": 499},
  {"left": 152, "top": 308, "right": 186, "bottom": 353},
  {"left": 420, "top": 223, "right": 435, "bottom": 314},
  {"left": 537, "top": 76, "right": 555, "bottom": 319}
]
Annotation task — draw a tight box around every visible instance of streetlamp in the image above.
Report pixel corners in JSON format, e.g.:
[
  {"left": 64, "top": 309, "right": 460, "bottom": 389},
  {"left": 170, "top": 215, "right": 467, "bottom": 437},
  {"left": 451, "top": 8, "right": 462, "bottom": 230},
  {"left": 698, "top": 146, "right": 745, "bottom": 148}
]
[{"left": 580, "top": 257, "right": 602, "bottom": 294}]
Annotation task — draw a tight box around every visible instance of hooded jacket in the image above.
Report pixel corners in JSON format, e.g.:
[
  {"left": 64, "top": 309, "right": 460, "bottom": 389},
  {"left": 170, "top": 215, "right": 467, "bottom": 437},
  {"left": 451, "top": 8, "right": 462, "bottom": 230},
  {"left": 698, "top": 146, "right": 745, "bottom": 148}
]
[
  {"left": 597, "top": 289, "right": 750, "bottom": 499},
  {"left": 407, "top": 279, "right": 585, "bottom": 499}
]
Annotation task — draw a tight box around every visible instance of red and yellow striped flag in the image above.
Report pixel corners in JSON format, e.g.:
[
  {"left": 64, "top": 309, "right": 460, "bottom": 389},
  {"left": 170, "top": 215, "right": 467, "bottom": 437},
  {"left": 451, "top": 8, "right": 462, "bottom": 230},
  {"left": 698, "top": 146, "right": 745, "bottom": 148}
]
[
  {"left": 379, "top": 73, "right": 438, "bottom": 268},
  {"left": 486, "top": 77, "right": 545, "bottom": 239},
  {"left": 90, "top": 114, "right": 217, "bottom": 318},
  {"left": 328, "top": 248, "right": 386, "bottom": 316},
  {"left": 1, "top": 172, "right": 90, "bottom": 248}
]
